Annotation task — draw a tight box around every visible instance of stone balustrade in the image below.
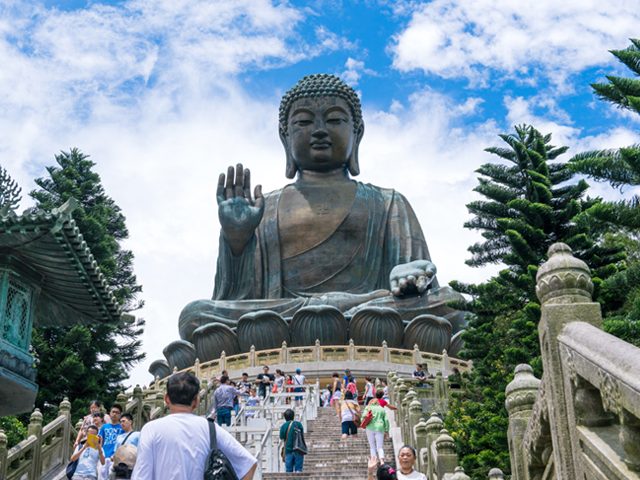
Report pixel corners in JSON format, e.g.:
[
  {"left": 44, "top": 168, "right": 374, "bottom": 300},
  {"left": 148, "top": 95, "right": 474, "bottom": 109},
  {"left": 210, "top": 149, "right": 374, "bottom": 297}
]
[
  {"left": 506, "top": 243, "right": 640, "bottom": 480},
  {"left": 0, "top": 397, "right": 75, "bottom": 480},
  {"left": 151, "top": 339, "right": 471, "bottom": 389}
]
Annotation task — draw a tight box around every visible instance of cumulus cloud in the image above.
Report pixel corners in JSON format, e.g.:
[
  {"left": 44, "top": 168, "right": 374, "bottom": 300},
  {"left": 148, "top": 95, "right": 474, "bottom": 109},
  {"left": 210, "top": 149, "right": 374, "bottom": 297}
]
[
  {"left": 339, "top": 57, "right": 377, "bottom": 85},
  {"left": 390, "top": 0, "right": 640, "bottom": 88}
]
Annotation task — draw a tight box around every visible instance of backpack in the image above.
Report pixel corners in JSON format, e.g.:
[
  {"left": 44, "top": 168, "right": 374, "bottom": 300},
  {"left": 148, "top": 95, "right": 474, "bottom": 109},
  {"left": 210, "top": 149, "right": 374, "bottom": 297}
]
[
  {"left": 347, "top": 382, "right": 357, "bottom": 396},
  {"left": 204, "top": 419, "right": 240, "bottom": 480}
]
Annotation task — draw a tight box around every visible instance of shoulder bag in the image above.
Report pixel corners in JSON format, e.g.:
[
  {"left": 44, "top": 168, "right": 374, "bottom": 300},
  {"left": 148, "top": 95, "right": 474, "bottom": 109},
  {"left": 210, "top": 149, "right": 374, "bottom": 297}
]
[
  {"left": 204, "top": 419, "right": 240, "bottom": 480},
  {"left": 293, "top": 422, "right": 308, "bottom": 455},
  {"left": 345, "top": 401, "right": 361, "bottom": 428},
  {"left": 281, "top": 421, "right": 294, "bottom": 462}
]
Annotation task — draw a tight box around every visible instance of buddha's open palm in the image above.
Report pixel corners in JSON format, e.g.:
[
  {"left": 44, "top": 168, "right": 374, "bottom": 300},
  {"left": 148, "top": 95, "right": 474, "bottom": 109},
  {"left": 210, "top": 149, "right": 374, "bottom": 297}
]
[
  {"left": 217, "top": 164, "right": 264, "bottom": 255},
  {"left": 389, "top": 259, "right": 436, "bottom": 296}
]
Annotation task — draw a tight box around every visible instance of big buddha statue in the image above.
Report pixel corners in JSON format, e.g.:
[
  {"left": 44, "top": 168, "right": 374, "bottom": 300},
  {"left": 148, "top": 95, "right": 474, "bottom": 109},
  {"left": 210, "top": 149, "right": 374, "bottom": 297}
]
[{"left": 169, "top": 74, "right": 466, "bottom": 367}]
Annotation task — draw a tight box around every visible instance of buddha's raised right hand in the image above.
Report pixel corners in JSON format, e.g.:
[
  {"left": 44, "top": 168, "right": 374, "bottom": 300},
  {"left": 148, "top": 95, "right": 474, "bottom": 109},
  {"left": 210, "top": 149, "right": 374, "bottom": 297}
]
[{"left": 217, "top": 163, "right": 264, "bottom": 257}]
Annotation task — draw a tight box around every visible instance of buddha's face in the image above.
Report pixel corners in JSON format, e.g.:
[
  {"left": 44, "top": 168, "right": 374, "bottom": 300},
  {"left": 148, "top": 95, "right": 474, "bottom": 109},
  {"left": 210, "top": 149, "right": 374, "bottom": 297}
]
[{"left": 286, "top": 96, "right": 359, "bottom": 173}]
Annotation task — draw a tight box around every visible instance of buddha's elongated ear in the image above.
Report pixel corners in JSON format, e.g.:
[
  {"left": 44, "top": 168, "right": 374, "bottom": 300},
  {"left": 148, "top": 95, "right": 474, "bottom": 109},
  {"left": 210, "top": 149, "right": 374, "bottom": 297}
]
[
  {"left": 348, "top": 121, "right": 365, "bottom": 177},
  {"left": 280, "top": 126, "right": 297, "bottom": 179}
]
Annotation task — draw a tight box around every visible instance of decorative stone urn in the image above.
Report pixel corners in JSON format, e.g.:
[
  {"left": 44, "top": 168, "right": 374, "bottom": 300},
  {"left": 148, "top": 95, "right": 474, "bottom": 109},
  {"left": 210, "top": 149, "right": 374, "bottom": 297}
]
[{"left": 505, "top": 364, "right": 540, "bottom": 415}]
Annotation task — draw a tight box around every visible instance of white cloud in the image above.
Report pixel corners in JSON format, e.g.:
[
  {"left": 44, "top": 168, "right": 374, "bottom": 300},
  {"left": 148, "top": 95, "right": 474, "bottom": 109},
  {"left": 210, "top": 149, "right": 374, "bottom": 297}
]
[
  {"left": 339, "top": 57, "right": 377, "bottom": 86},
  {"left": 390, "top": 0, "right": 640, "bottom": 88}
]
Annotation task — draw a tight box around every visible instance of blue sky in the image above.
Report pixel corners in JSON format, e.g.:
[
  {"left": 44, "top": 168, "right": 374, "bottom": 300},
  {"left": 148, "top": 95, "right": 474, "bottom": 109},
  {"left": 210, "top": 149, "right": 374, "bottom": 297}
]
[{"left": 2, "top": 0, "right": 640, "bottom": 386}]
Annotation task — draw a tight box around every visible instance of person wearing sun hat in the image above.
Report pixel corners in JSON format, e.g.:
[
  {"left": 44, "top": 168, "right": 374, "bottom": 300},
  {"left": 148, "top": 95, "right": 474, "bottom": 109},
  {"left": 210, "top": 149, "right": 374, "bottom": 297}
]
[{"left": 110, "top": 444, "right": 137, "bottom": 480}]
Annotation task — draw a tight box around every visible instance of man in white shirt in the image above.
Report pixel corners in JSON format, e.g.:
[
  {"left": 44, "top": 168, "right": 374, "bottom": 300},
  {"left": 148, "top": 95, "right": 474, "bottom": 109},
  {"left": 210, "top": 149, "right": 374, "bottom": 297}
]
[
  {"left": 131, "top": 372, "right": 257, "bottom": 480},
  {"left": 292, "top": 369, "right": 309, "bottom": 406}
]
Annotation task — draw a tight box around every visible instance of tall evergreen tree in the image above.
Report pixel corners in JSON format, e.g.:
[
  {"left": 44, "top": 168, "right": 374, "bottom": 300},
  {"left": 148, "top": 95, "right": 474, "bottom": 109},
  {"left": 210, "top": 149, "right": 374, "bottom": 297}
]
[
  {"left": 444, "top": 125, "right": 625, "bottom": 479},
  {"left": 569, "top": 38, "right": 640, "bottom": 229},
  {"left": 29, "top": 149, "right": 145, "bottom": 422}
]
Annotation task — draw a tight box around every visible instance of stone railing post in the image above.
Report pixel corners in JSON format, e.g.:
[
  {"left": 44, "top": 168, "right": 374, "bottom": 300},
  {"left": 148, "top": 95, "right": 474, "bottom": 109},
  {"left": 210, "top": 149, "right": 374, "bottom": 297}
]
[
  {"left": 409, "top": 398, "right": 423, "bottom": 453},
  {"left": 194, "top": 358, "right": 200, "bottom": 378},
  {"left": 413, "top": 344, "right": 421, "bottom": 365},
  {"left": 59, "top": 397, "right": 72, "bottom": 463},
  {"left": 434, "top": 371, "right": 446, "bottom": 402},
  {"left": 442, "top": 349, "right": 450, "bottom": 371},
  {"left": 250, "top": 345, "right": 256, "bottom": 367},
  {"left": 200, "top": 379, "right": 208, "bottom": 416},
  {"left": 28, "top": 408, "right": 43, "bottom": 477},
  {"left": 382, "top": 340, "right": 389, "bottom": 363},
  {"left": 413, "top": 418, "right": 428, "bottom": 472},
  {"left": 505, "top": 364, "right": 540, "bottom": 480},
  {"left": 220, "top": 351, "right": 226, "bottom": 372},
  {"left": 281, "top": 341, "right": 288, "bottom": 363},
  {"left": 133, "top": 385, "right": 143, "bottom": 430},
  {"left": 403, "top": 389, "right": 417, "bottom": 446},
  {"left": 435, "top": 429, "right": 457, "bottom": 478},
  {"left": 315, "top": 339, "right": 321, "bottom": 362},
  {"left": 425, "top": 412, "right": 443, "bottom": 476},
  {"left": 117, "top": 386, "right": 128, "bottom": 405},
  {"left": 172, "top": 366, "right": 178, "bottom": 374},
  {"left": 396, "top": 381, "right": 408, "bottom": 418},
  {"left": 451, "top": 466, "right": 471, "bottom": 480},
  {"left": 488, "top": 468, "right": 505, "bottom": 479},
  {"left": 349, "top": 339, "right": 355, "bottom": 361},
  {"left": 0, "top": 428, "right": 8, "bottom": 478},
  {"left": 536, "top": 243, "right": 601, "bottom": 479},
  {"left": 387, "top": 370, "right": 396, "bottom": 400}
]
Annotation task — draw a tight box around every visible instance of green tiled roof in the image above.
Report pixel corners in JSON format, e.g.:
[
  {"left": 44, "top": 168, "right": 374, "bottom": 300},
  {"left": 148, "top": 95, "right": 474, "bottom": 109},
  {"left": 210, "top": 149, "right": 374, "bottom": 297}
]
[{"left": 0, "top": 199, "right": 129, "bottom": 327}]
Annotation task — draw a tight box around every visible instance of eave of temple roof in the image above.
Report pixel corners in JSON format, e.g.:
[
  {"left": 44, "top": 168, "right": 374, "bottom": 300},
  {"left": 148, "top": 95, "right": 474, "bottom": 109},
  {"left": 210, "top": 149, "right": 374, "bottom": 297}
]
[{"left": 0, "top": 199, "right": 124, "bottom": 327}]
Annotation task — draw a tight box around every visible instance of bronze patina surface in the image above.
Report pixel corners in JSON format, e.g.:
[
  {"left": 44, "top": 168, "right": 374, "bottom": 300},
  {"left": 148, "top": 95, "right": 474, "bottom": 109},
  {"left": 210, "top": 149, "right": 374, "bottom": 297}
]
[{"left": 177, "top": 74, "right": 465, "bottom": 354}]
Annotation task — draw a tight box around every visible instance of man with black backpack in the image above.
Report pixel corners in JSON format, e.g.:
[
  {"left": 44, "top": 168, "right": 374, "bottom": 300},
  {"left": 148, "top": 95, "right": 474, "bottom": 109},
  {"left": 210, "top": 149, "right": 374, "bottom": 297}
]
[
  {"left": 131, "top": 372, "right": 257, "bottom": 480},
  {"left": 278, "top": 409, "right": 306, "bottom": 473}
]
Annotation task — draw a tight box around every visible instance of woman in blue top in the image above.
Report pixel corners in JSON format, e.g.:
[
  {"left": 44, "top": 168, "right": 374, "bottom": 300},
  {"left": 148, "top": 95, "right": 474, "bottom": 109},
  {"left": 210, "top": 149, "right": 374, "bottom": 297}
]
[
  {"left": 70, "top": 425, "right": 105, "bottom": 480},
  {"left": 279, "top": 409, "right": 305, "bottom": 472}
]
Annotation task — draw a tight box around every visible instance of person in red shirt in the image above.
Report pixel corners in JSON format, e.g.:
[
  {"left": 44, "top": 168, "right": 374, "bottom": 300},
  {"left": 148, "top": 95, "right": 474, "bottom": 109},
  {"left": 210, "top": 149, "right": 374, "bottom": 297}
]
[{"left": 375, "top": 390, "right": 397, "bottom": 410}]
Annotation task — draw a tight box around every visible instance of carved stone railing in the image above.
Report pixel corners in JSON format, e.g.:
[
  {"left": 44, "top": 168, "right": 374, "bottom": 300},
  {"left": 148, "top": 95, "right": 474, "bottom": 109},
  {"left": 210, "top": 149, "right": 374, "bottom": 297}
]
[
  {"left": 507, "top": 243, "right": 640, "bottom": 480},
  {"left": 0, "top": 397, "right": 75, "bottom": 480},
  {"left": 151, "top": 339, "right": 471, "bottom": 389}
]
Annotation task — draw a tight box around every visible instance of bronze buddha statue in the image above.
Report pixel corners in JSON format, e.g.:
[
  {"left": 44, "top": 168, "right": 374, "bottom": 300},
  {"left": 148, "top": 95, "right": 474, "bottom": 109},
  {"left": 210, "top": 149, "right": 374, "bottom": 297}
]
[{"left": 175, "top": 74, "right": 465, "bottom": 360}]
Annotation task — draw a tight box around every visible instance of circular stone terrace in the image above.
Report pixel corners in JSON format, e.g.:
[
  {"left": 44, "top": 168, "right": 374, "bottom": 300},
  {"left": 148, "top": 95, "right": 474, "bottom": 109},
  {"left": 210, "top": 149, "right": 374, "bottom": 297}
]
[{"left": 149, "top": 340, "right": 470, "bottom": 392}]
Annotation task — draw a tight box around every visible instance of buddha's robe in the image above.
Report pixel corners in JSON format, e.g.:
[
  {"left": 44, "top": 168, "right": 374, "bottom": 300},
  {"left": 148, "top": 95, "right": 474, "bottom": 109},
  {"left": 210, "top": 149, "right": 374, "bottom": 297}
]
[{"left": 179, "top": 182, "right": 464, "bottom": 341}]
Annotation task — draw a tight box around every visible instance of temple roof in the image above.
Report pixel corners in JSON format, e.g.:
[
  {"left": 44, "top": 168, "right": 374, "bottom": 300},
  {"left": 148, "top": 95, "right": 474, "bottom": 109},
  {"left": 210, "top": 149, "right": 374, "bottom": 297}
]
[{"left": 0, "top": 199, "right": 130, "bottom": 327}]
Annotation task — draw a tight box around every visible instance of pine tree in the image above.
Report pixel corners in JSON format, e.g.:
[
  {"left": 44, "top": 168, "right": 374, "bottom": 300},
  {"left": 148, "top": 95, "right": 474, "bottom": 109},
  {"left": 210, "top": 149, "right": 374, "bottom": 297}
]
[
  {"left": 444, "top": 125, "right": 625, "bottom": 479},
  {"left": 569, "top": 38, "right": 640, "bottom": 229},
  {"left": 29, "top": 149, "right": 145, "bottom": 422}
]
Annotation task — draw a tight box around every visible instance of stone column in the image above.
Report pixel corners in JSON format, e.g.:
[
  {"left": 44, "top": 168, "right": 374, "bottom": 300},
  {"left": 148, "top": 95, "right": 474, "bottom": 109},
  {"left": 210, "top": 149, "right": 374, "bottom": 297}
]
[
  {"left": 58, "top": 397, "right": 72, "bottom": 463},
  {"left": 403, "top": 389, "right": 417, "bottom": 446},
  {"left": 505, "top": 364, "right": 540, "bottom": 480},
  {"left": 0, "top": 428, "right": 8, "bottom": 479},
  {"left": 442, "top": 349, "right": 450, "bottom": 371},
  {"left": 28, "top": 408, "right": 43, "bottom": 477},
  {"left": 220, "top": 351, "right": 226, "bottom": 372},
  {"left": 409, "top": 398, "right": 423, "bottom": 441},
  {"left": 315, "top": 339, "right": 321, "bottom": 362},
  {"left": 349, "top": 339, "right": 355, "bottom": 361},
  {"left": 250, "top": 345, "right": 256, "bottom": 367},
  {"left": 434, "top": 371, "right": 446, "bottom": 401},
  {"left": 194, "top": 358, "right": 200, "bottom": 378},
  {"left": 425, "top": 413, "right": 443, "bottom": 477},
  {"left": 536, "top": 243, "right": 601, "bottom": 479},
  {"left": 281, "top": 342, "right": 288, "bottom": 363}
]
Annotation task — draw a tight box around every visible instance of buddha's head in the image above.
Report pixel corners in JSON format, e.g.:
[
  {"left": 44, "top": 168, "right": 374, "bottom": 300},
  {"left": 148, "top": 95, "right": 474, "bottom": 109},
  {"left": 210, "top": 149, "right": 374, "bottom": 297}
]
[{"left": 279, "top": 74, "right": 364, "bottom": 179}]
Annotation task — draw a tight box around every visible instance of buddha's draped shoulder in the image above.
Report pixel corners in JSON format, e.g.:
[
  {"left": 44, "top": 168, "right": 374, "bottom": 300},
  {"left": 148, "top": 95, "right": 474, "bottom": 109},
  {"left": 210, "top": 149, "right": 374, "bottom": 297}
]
[{"left": 212, "top": 182, "right": 436, "bottom": 301}]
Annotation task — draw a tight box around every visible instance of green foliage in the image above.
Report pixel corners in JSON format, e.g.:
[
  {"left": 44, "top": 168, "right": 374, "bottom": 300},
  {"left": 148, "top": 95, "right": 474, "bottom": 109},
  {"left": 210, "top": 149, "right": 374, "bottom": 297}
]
[
  {"left": 447, "top": 124, "right": 624, "bottom": 479},
  {"left": 29, "top": 149, "right": 145, "bottom": 422},
  {"left": 571, "top": 39, "right": 640, "bottom": 230},
  {"left": 0, "top": 416, "right": 27, "bottom": 448},
  {"left": 0, "top": 165, "right": 22, "bottom": 215}
]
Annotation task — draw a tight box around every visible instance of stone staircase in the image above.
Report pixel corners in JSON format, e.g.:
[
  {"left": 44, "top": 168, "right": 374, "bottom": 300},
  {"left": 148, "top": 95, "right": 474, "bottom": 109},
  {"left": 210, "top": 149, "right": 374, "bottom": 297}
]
[{"left": 264, "top": 406, "right": 396, "bottom": 480}]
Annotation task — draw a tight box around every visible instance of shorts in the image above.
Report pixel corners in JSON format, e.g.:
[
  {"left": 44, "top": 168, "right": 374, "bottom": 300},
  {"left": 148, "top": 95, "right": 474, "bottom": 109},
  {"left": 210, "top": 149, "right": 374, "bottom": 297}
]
[{"left": 341, "top": 421, "right": 357, "bottom": 436}]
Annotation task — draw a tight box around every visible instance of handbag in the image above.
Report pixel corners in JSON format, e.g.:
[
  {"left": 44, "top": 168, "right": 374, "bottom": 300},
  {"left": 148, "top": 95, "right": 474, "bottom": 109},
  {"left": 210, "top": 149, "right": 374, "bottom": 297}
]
[
  {"left": 204, "top": 419, "right": 240, "bottom": 480},
  {"left": 360, "top": 408, "right": 374, "bottom": 429},
  {"left": 293, "top": 424, "right": 308, "bottom": 455},
  {"left": 281, "top": 421, "right": 294, "bottom": 462},
  {"left": 345, "top": 401, "right": 361, "bottom": 428}
]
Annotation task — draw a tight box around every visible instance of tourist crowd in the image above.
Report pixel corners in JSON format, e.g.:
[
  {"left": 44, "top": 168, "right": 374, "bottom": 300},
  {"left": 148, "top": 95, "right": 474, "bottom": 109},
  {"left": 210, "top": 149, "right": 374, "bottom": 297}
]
[{"left": 65, "top": 363, "right": 445, "bottom": 480}]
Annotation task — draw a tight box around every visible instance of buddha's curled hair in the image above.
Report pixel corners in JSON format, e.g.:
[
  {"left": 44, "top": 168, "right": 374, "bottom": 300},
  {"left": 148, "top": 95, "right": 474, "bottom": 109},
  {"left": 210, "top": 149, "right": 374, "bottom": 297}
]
[{"left": 279, "top": 74, "right": 362, "bottom": 134}]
